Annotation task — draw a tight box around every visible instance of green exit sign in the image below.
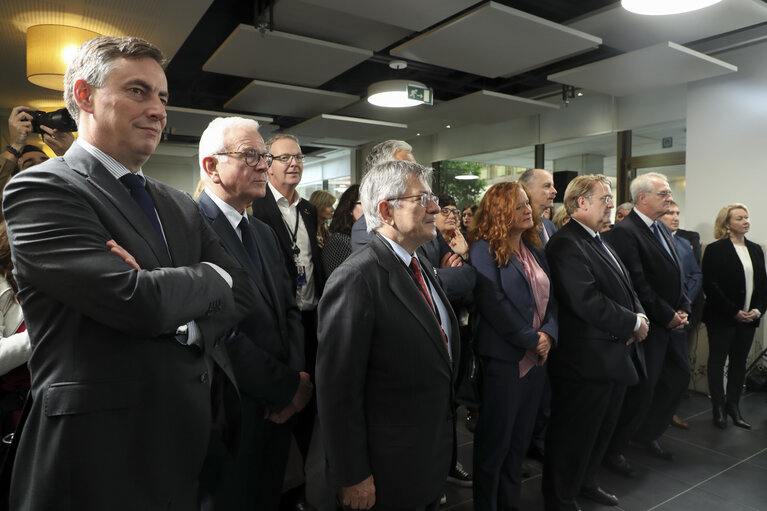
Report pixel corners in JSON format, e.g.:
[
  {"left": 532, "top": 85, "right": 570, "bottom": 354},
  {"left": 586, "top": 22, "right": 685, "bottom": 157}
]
[{"left": 407, "top": 84, "right": 433, "bottom": 105}]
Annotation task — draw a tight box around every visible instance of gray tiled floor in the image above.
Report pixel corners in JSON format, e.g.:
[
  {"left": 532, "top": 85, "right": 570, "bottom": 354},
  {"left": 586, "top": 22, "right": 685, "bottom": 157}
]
[{"left": 305, "top": 391, "right": 767, "bottom": 511}]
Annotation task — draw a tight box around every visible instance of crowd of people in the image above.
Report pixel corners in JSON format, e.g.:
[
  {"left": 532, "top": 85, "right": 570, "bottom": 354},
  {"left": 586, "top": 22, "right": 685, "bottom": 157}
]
[{"left": 0, "top": 34, "right": 764, "bottom": 511}]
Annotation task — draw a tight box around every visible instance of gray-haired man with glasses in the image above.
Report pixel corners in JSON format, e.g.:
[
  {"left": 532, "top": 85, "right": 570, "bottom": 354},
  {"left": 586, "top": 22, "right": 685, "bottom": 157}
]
[
  {"left": 250, "top": 133, "right": 325, "bottom": 511},
  {"left": 317, "top": 160, "right": 459, "bottom": 511}
]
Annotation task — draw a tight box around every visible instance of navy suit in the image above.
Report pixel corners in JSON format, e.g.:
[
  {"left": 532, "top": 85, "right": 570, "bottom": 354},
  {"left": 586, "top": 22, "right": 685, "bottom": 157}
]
[
  {"left": 197, "top": 191, "right": 304, "bottom": 511},
  {"left": 471, "top": 239, "right": 557, "bottom": 511},
  {"left": 543, "top": 220, "right": 646, "bottom": 510},
  {"left": 605, "top": 210, "right": 689, "bottom": 454}
]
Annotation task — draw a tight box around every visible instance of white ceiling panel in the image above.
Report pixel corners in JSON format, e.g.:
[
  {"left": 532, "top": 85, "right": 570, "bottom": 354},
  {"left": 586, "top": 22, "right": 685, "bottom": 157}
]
[
  {"left": 165, "top": 106, "right": 274, "bottom": 138},
  {"left": 225, "top": 80, "right": 359, "bottom": 118},
  {"left": 390, "top": 1, "right": 602, "bottom": 78},
  {"left": 335, "top": 101, "right": 435, "bottom": 124},
  {"left": 271, "top": 0, "right": 413, "bottom": 51},
  {"left": 301, "top": 0, "right": 479, "bottom": 32},
  {"left": 568, "top": 0, "right": 767, "bottom": 52},
  {"left": 203, "top": 25, "right": 372, "bottom": 87},
  {"left": 429, "top": 90, "right": 559, "bottom": 124},
  {"left": 548, "top": 42, "right": 737, "bottom": 97},
  {"left": 284, "top": 114, "right": 408, "bottom": 146}
]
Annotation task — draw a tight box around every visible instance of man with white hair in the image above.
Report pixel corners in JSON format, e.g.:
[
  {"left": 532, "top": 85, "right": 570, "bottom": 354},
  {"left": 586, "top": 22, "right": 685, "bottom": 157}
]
[
  {"left": 196, "top": 117, "right": 312, "bottom": 511},
  {"left": 317, "top": 160, "right": 459, "bottom": 511},
  {"left": 604, "top": 172, "right": 690, "bottom": 477}
]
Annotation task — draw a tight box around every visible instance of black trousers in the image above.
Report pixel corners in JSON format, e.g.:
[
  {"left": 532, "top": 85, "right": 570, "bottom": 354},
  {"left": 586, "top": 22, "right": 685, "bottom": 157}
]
[
  {"left": 542, "top": 375, "right": 625, "bottom": 511},
  {"left": 706, "top": 323, "right": 756, "bottom": 401},
  {"left": 473, "top": 359, "right": 545, "bottom": 511}
]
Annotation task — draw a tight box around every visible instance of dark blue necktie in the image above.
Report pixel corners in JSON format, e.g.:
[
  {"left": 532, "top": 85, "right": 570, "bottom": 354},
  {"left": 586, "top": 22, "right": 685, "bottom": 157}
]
[
  {"left": 239, "top": 218, "right": 264, "bottom": 278},
  {"left": 119, "top": 173, "right": 166, "bottom": 247},
  {"left": 652, "top": 222, "right": 672, "bottom": 257}
]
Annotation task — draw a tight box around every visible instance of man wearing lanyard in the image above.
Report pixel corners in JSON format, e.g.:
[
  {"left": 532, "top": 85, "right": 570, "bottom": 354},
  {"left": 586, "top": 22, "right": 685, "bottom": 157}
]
[{"left": 250, "top": 134, "right": 325, "bottom": 511}]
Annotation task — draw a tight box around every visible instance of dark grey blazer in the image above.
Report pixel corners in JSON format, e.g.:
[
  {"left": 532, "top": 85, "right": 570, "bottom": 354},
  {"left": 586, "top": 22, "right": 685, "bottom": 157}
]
[
  {"left": 316, "top": 233, "right": 459, "bottom": 509},
  {"left": 3, "top": 144, "right": 256, "bottom": 511}
]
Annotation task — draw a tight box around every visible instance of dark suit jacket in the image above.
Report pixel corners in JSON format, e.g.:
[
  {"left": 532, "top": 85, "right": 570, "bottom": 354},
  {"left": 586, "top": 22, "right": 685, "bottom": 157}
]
[
  {"left": 606, "top": 209, "right": 689, "bottom": 328},
  {"left": 470, "top": 239, "right": 557, "bottom": 363},
  {"left": 198, "top": 192, "right": 304, "bottom": 409},
  {"left": 677, "top": 228, "right": 702, "bottom": 265},
  {"left": 672, "top": 234, "right": 702, "bottom": 305},
  {"left": 2, "top": 144, "right": 256, "bottom": 510},
  {"left": 418, "top": 231, "right": 476, "bottom": 304},
  {"left": 702, "top": 238, "right": 767, "bottom": 328},
  {"left": 546, "top": 220, "right": 646, "bottom": 385},
  {"left": 250, "top": 186, "right": 325, "bottom": 299},
  {"left": 540, "top": 217, "right": 558, "bottom": 245},
  {"left": 316, "top": 233, "right": 459, "bottom": 509}
]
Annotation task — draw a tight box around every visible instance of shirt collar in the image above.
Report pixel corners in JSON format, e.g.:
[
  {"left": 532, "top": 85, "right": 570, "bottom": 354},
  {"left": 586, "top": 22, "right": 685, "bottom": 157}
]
[
  {"left": 634, "top": 208, "right": 655, "bottom": 229},
  {"left": 203, "top": 188, "right": 247, "bottom": 233},
  {"left": 77, "top": 139, "right": 145, "bottom": 181},
  {"left": 379, "top": 232, "right": 419, "bottom": 266},
  {"left": 268, "top": 180, "right": 299, "bottom": 207},
  {"left": 572, "top": 218, "right": 598, "bottom": 238}
]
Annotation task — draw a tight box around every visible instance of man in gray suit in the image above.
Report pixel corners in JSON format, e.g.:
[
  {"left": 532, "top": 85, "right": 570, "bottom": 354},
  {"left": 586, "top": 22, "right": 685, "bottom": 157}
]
[
  {"left": 196, "top": 117, "right": 313, "bottom": 511},
  {"left": 2, "top": 36, "right": 255, "bottom": 510},
  {"left": 317, "top": 160, "right": 459, "bottom": 511}
]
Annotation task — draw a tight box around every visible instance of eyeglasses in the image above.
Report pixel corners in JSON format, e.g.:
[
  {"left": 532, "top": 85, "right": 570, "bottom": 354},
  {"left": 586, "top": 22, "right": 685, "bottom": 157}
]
[
  {"left": 440, "top": 207, "right": 460, "bottom": 218},
  {"left": 655, "top": 190, "right": 673, "bottom": 198},
  {"left": 385, "top": 193, "right": 439, "bottom": 208},
  {"left": 271, "top": 153, "right": 306, "bottom": 164},
  {"left": 588, "top": 195, "right": 614, "bottom": 204},
  {"left": 214, "top": 151, "right": 272, "bottom": 167}
]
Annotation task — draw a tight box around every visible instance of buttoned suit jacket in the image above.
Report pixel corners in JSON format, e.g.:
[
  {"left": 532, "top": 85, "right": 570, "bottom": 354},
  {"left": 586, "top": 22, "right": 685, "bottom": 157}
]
[
  {"left": 676, "top": 228, "right": 702, "bottom": 265},
  {"left": 672, "top": 234, "right": 702, "bottom": 306},
  {"left": 250, "top": 186, "right": 325, "bottom": 299},
  {"left": 198, "top": 192, "right": 304, "bottom": 409},
  {"left": 605, "top": 209, "right": 689, "bottom": 329},
  {"left": 546, "top": 220, "right": 646, "bottom": 385},
  {"left": 2, "top": 144, "right": 256, "bottom": 511},
  {"left": 316, "top": 232, "right": 459, "bottom": 509},
  {"left": 470, "top": 239, "right": 557, "bottom": 363}
]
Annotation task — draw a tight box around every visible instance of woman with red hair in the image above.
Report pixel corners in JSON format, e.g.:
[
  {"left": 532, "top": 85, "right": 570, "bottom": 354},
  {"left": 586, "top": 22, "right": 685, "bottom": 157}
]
[{"left": 468, "top": 181, "right": 558, "bottom": 511}]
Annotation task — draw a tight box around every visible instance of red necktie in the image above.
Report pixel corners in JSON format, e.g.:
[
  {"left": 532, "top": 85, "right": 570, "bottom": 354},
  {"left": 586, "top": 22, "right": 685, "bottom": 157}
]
[{"left": 410, "top": 257, "right": 448, "bottom": 348}]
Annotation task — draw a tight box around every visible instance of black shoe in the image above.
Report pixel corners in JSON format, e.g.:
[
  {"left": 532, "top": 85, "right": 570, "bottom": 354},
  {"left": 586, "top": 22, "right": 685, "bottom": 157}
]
[
  {"left": 725, "top": 401, "right": 752, "bottom": 430},
  {"left": 527, "top": 444, "right": 545, "bottom": 463},
  {"left": 646, "top": 440, "right": 674, "bottom": 461},
  {"left": 580, "top": 487, "right": 619, "bottom": 507},
  {"left": 466, "top": 409, "right": 477, "bottom": 433},
  {"left": 295, "top": 500, "right": 317, "bottom": 511},
  {"left": 446, "top": 461, "right": 473, "bottom": 487},
  {"left": 713, "top": 398, "right": 727, "bottom": 429},
  {"left": 604, "top": 454, "right": 637, "bottom": 478}
]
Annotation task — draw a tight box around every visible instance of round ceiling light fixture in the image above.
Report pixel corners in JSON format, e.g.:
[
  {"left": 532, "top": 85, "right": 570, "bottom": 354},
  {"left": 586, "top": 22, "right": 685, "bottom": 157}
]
[
  {"left": 367, "top": 79, "right": 426, "bottom": 108},
  {"left": 455, "top": 174, "right": 479, "bottom": 181},
  {"left": 621, "top": 0, "right": 722, "bottom": 15}
]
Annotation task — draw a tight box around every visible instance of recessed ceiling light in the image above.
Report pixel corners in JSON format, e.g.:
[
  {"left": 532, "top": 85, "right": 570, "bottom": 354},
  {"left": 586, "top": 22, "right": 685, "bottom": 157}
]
[
  {"left": 446, "top": 124, "right": 451, "bottom": 129},
  {"left": 455, "top": 174, "right": 478, "bottom": 181},
  {"left": 622, "top": 0, "right": 722, "bottom": 15},
  {"left": 367, "top": 80, "right": 426, "bottom": 108}
]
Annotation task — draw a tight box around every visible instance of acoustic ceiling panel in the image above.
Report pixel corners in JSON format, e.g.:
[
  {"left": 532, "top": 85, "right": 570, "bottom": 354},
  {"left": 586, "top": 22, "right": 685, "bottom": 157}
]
[
  {"left": 272, "top": 0, "right": 413, "bottom": 51},
  {"left": 284, "top": 114, "right": 408, "bottom": 146},
  {"left": 429, "top": 90, "right": 559, "bottom": 124},
  {"left": 568, "top": 0, "right": 767, "bottom": 52},
  {"left": 548, "top": 42, "right": 737, "bottom": 97},
  {"left": 165, "top": 106, "right": 274, "bottom": 138},
  {"left": 301, "top": 0, "right": 478, "bottom": 32},
  {"left": 390, "top": 1, "right": 602, "bottom": 78},
  {"left": 203, "top": 25, "right": 372, "bottom": 88},
  {"left": 225, "top": 80, "right": 359, "bottom": 118}
]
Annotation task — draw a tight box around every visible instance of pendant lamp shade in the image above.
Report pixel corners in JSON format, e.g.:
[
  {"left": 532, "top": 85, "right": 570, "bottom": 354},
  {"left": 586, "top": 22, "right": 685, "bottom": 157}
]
[
  {"left": 27, "top": 25, "right": 100, "bottom": 91},
  {"left": 368, "top": 80, "right": 427, "bottom": 108}
]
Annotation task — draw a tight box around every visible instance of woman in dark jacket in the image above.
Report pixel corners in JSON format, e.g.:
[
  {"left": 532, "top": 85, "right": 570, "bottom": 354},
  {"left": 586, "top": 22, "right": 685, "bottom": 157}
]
[
  {"left": 702, "top": 203, "right": 766, "bottom": 430},
  {"left": 321, "top": 185, "right": 363, "bottom": 276},
  {"left": 468, "top": 181, "right": 557, "bottom": 511}
]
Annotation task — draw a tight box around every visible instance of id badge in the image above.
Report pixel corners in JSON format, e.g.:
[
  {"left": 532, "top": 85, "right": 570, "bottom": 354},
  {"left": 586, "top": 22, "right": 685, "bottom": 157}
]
[{"left": 296, "top": 265, "right": 307, "bottom": 289}]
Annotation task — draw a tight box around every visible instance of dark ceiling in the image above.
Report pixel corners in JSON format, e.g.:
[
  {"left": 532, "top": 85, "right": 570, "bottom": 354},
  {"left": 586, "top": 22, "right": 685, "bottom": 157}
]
[{"left": 165, "top": 0, "right": 622, "bottom": 128}]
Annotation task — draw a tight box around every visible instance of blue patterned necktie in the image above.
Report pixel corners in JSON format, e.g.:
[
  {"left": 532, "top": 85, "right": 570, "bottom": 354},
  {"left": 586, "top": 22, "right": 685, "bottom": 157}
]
[
  {"left": 119, "top": 173, "right": 166, "bottom": 248},
  {"left": 652, "top": 222, "right": 672, "bottom": 257},
  {"left": 239, "top": 218, "right": 264, "bottom": 278}
]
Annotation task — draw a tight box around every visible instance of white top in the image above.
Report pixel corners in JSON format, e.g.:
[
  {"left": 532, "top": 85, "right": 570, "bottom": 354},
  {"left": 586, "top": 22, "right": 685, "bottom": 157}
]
[
  {"left": 268, "top": 181, "right": 316, "bottom": 311},
  {"left": 733, "top": 243, "right": 754, "bottom": 312}
]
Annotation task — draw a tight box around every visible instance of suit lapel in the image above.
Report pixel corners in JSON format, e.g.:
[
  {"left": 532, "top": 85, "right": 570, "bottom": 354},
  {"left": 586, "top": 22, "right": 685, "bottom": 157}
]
[
  {"left": 372, "top": 234, "right": 452, "bottom": 367},
  {"left": 262, "top": 187, "right": 295, "bottom": 262},
  {"left": 67, "top": 146, "right": 171, "bottom": 267}
]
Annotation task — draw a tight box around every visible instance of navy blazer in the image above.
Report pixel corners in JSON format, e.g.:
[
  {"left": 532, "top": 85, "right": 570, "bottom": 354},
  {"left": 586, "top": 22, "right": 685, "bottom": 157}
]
[
  {"left": 702, "top": 237, "right": 767, "bottom": 328},
  {"left": 672, "top": 233, "right": 702, "bottom": 306},
  {"left": 470, "top": 238, "right": 557, "bottom": 363}
]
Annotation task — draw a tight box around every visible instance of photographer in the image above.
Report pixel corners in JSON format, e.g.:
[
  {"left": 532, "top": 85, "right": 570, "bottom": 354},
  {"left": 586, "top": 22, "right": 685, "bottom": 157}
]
[{"left": 1, "top": 106, "right": 75, "bottom": 216}]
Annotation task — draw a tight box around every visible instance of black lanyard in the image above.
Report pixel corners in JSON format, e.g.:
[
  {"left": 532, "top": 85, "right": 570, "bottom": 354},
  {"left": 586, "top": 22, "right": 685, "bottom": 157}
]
[{"left": 282, "top": 206, "right": 300, "bottom": 257}]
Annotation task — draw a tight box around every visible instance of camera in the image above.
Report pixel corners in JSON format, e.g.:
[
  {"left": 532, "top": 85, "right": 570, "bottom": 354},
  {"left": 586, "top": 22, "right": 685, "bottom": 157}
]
[{"left": 27, "top": 108, "right": 77, "bottom": 134}]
